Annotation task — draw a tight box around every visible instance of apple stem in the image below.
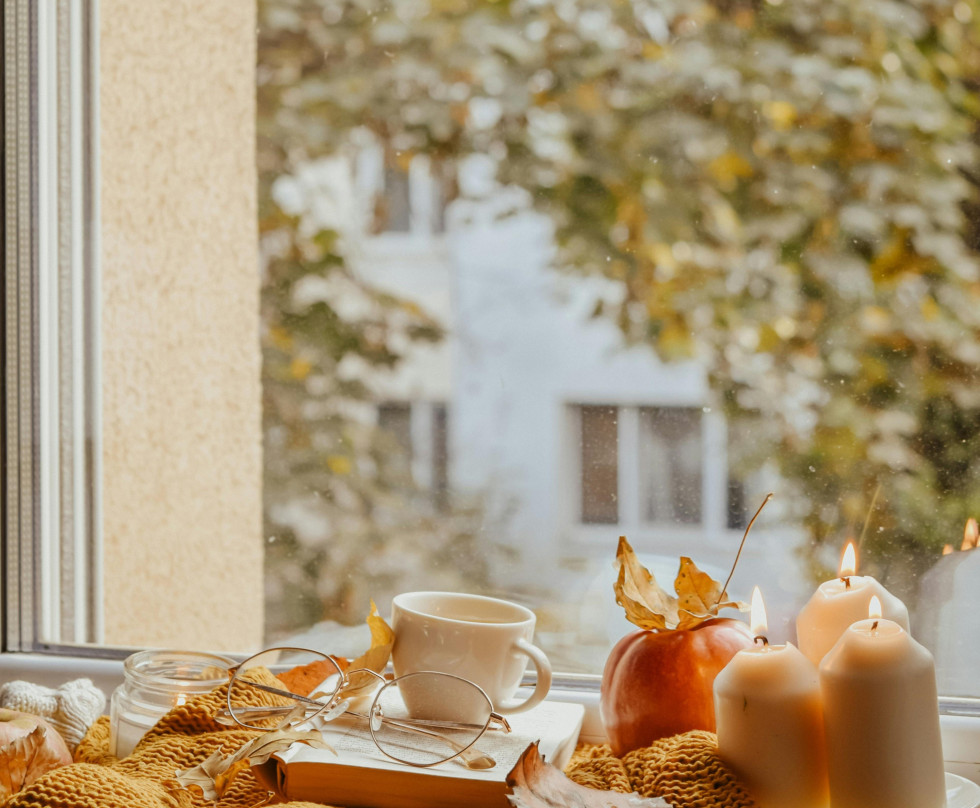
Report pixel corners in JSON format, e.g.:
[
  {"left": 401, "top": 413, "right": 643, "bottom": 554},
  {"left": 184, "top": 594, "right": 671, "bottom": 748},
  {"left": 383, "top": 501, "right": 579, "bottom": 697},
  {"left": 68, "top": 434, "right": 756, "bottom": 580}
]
[{"left": 716, "top": 492, "right": 774, "bottom": 609}]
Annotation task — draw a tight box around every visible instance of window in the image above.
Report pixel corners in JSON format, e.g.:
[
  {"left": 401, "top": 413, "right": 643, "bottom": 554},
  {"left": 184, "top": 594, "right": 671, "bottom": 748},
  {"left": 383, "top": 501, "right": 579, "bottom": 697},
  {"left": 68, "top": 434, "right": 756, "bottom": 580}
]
[
  {"left": 377, "top": 401, "right": 449, "bottom": 506},
  {"left": 575, "top": 404, "right": 740, "bottom": 530},
  {"left": 579, "top": 406, "right": 619, "bottom": 524},
  {"left": 638, "top": 407, "right": 702, "bottom": 525},
  {"left": 6, "top": 1, "right": 980, "bottom": 727}
]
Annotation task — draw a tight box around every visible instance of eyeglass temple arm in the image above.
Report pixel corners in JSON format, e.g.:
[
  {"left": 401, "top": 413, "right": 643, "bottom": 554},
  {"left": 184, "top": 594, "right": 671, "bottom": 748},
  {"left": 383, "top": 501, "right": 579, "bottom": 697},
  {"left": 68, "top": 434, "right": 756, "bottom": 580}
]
[{"left": 230, "top": 678, "right": 328, "bottom": 708}]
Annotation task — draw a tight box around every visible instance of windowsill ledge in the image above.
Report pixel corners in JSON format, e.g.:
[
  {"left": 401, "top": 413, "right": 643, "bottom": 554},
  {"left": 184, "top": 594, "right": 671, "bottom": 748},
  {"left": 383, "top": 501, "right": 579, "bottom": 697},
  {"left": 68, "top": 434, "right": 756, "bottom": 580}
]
[{"left": 1, "top": 652, "right": 978, "bottom": 783}]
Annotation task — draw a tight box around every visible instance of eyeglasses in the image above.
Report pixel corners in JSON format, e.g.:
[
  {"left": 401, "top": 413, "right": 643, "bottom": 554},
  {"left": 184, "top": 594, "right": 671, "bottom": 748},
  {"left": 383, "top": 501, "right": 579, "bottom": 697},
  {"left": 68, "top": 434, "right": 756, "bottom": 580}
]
[{"left": 218, "top": 647, "right": 511, "bottom": 769}]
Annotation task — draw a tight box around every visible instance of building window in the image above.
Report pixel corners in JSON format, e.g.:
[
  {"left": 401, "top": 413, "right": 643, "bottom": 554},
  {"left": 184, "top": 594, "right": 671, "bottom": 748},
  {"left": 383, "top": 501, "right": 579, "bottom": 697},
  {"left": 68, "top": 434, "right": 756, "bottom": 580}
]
[
  {"left": 377, "top": 401, "right": 449, "bottom": 506},
  {"left": 574, "top": 404, "right": 742, "bottom": 531},
  {"left": 580, "top": 406, "right": 619, "bottom": 524},
  {"left": 638, "top": 407, "right": 702, "bottom": 525},
  {"left": 368, "top": 150, "right": 449, "bottom": 237}
]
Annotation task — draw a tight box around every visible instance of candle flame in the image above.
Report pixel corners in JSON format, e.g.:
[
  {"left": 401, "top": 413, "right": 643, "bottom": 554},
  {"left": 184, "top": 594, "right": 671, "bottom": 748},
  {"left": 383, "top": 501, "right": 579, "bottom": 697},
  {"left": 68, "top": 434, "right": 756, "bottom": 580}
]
[
  {"left": 943, "top": 544, "right": 954, "bottom": 556},
  {"left": 868, "top": 595, "right": 883, "bottom": 620},
  {"left": 174, "top": 694, "right": 187, "bottom": 708},
  {"left": 839, "top": 542, "right": 857, "bottom": 578},
  {"left": 750, "top": 586, "right": 768, "bottom": 637},
  {"left": 962, "top": 518, "right": 979, "bottom": 551}
]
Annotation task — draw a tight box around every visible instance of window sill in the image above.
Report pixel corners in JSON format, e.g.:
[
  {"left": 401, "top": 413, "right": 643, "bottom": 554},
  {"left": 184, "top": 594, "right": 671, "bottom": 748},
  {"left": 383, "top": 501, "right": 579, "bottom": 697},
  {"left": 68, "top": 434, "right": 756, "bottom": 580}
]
[{"left": 1, "top": 653, "right": 977, "bottom": 784}]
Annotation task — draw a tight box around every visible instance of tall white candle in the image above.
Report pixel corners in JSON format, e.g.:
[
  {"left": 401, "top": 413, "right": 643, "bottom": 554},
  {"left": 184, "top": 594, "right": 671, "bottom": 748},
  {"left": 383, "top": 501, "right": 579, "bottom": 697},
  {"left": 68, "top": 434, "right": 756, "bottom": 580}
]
[
  {"left": 819, "top": 597, "right": 945, "bottom": 808},
  {"left": 714, "top": 588, "right": 829, "bottom": 808},
  {"left": 796, "top": 543, "right": 909, "bottom": 667}
]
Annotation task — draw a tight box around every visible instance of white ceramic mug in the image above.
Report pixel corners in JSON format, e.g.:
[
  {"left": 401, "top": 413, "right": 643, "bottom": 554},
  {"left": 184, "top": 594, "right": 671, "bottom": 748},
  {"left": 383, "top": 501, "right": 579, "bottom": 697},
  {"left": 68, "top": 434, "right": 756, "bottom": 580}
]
[{"left": 391, "top": 591, "right": 552, "bottom": 716}]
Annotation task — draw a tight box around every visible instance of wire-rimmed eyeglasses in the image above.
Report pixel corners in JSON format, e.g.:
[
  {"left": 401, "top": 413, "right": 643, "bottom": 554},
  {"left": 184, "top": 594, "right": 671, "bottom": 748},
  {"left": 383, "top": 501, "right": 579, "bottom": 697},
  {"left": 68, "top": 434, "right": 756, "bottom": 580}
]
[{"left": 217, "top": 647, "right": 512, "bottom": 769}]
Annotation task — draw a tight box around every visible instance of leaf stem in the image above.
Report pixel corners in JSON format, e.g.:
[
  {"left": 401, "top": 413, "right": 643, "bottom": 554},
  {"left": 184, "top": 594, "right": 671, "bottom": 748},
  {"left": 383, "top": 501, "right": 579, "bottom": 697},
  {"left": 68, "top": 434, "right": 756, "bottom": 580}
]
[
  {"left": 856, "top": 482, "right": 881, "bottom": 552},
  {"left": 717, "top": 492, "right": 773, "bottom": 608}
]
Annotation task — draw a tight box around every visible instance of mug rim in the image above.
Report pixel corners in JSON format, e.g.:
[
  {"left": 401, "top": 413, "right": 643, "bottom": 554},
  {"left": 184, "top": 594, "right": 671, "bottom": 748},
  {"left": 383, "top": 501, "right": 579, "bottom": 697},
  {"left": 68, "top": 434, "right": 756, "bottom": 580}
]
[{"left": 392, "top": 590, "right": 536, "bottom": 627}]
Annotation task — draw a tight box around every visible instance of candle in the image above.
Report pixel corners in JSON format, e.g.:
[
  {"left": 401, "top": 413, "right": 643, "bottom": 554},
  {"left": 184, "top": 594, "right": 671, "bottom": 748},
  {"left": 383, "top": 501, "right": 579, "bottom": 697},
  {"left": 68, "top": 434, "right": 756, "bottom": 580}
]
[
  {"left": 714, "top": 587, "right": 829, "bottom": 808},
  {"left": 796, "top": 542, "right": 910, "bottom": 667},
  {"left": 819, "top": 597, "right": 945, "bottom": 808}
]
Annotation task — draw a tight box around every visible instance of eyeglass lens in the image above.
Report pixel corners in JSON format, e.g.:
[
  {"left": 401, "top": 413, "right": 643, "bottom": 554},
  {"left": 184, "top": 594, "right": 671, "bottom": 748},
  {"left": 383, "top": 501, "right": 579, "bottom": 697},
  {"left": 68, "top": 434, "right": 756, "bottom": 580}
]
[
  {"left": 370, "top": 671, "right": 492, "bottom": 766},
  {"left": 227, "top": 647, "right": 344, "bottom": 730}
]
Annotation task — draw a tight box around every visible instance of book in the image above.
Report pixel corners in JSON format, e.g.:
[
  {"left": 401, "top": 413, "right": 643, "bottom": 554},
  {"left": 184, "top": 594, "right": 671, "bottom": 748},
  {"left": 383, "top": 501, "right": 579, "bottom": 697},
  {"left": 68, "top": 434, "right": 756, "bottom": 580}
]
[{"left": 253, "top": 699, "right": 586, "bottom": 808}]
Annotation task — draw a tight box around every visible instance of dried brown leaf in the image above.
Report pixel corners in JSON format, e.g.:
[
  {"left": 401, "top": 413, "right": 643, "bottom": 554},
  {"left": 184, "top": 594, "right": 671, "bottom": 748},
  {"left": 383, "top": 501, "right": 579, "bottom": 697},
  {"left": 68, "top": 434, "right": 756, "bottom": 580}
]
[
  {"left": 175, "top": 749, "right": 228, "bottom": 801},
  {"left": 342, "top": 600, "right": 395, "bottom": 700},
  {"left": 675, "top": 557, "right": 746, "bottom": 629},
  {"left": 175, "top": 730, "right": 334, "bottom": 801},
  {"left": 615, "top": 539, "right": 746, "bottom": 631},
  {"left": 232, "top": 728, "right": 333, "bottom": 768},
  {"left": 614, "top": 536, "right": 680, "bottom": 630},
  {"left": 506, "top": 742, "right": 669, "bottom": 808}
]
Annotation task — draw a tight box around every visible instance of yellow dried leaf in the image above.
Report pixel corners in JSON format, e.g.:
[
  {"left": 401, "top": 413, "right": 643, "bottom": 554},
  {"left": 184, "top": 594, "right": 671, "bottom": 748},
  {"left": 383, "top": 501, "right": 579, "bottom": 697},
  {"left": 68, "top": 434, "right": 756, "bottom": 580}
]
[
  {"left": 613, "top": 537, "right": 680, "bottom": 630},
  {"left": 348, "top": 600, "right": 394, "bottom": 672},
  {"left": 614, "top": 539, "right": 748, "bottom": 632},
  {"left": 674, "top": 557, "right": 746, "bottom": 629}
]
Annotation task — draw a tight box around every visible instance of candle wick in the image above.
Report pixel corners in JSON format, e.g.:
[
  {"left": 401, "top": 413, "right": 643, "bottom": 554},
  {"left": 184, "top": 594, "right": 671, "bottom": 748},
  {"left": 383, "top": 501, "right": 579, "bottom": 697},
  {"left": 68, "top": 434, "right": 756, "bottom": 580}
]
[
  {"left": 840, "top": 576, "right": 851, "bottom": 589},
  {"left": 753, "top": 635, "right": 769, "bottom": 647},
  {"left": 871, "top": 620, "right": 879, "bottom": 632}
]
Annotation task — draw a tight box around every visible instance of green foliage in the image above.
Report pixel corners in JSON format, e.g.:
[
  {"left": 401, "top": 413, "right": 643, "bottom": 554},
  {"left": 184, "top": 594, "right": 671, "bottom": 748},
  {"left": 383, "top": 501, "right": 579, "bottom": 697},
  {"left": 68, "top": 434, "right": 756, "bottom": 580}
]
[{"left": 259, "top": 0, "right": 980, "bottom": 599}]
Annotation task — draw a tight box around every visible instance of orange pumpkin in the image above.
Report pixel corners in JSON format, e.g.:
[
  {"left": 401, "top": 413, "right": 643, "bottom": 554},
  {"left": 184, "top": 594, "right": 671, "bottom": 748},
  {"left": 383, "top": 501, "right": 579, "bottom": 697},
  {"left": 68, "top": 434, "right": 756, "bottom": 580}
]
[{"left": 600, "top": 617, "right": 755, "bottom": 756}]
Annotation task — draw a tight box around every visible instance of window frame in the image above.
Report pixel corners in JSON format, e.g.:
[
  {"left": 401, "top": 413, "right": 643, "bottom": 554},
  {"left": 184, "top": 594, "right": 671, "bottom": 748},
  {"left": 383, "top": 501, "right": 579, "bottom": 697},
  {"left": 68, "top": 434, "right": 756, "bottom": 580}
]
[{"left": 3, "top": 0, "right": 103, "bottom": 656}]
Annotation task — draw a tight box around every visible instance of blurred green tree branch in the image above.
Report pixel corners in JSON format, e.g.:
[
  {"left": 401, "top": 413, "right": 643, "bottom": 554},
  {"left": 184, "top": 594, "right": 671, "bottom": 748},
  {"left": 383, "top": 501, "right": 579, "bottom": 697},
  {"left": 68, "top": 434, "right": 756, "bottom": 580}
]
[{"left": 259, "top": 0, "right": 980, "bottom": 599}]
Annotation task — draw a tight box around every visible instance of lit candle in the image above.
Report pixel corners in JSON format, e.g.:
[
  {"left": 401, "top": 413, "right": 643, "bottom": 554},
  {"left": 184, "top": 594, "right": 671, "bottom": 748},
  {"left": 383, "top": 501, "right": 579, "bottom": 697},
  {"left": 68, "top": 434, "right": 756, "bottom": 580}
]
[
  {"left": 714, "top": 587, "right": 829, "bottom": 808},
  {"left": 796, "top": 542, "right": 910, "bottom": 667},
  {"left": 819, "top": 597, "right": 945, "bottom": 808},
  {"left": 961, "top": 517, "right": 978, "bottom": 551}
]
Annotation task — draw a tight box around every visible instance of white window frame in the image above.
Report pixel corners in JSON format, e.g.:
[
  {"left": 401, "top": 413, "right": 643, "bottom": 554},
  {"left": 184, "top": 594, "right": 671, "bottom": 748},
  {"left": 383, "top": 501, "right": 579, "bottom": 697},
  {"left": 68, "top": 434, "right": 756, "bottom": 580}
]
[{"left": 4, "top": 0, "right": 103, "bottom": 654}]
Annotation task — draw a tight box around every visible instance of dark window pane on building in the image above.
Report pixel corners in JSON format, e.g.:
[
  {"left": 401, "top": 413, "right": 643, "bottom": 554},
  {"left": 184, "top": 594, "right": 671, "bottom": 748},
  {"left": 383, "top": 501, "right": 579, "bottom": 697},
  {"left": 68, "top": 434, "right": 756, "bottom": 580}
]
[
  {"left": 638, "top": 407, "right": 702, "bottom": 524},
  {"left": 580, "top": 406, "right": 619, "bottom": 524}
]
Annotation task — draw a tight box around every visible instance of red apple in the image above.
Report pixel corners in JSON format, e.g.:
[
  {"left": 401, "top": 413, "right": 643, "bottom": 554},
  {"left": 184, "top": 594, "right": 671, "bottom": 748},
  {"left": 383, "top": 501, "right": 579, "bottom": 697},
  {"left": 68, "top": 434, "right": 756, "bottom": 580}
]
[{"left": 600, "top": 617, "right": 755, "bottom": 756}]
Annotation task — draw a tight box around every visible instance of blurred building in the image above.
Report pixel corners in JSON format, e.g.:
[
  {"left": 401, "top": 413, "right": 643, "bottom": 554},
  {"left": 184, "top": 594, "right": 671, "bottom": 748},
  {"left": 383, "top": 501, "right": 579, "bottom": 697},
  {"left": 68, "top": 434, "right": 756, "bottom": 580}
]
[{"left": 276, "top": 146, "right": 810, "bottom": 650}]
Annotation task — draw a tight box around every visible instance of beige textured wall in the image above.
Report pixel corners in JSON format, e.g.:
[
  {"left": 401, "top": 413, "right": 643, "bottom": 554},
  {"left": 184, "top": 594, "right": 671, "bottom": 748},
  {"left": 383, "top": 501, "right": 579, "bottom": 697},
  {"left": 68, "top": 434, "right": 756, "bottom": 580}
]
[{"left": 99, "top": 1, "right": 263, "bottom": 651}]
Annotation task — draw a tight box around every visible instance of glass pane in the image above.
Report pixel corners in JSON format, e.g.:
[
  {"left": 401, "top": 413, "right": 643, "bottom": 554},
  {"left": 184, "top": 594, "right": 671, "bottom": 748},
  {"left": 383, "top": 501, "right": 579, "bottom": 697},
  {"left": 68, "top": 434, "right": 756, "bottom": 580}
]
[
  {"left": 579, "top": 406, "right": 619, "bottom": 525},
  {"left": 638, "top": 407, "right": 702, "bottom": 525},
  {"left": 381, "top": 165, "right": 411, "bottom": 233},
  {"left": 63, "top": 0, "right": 980, "bottom": 699}
]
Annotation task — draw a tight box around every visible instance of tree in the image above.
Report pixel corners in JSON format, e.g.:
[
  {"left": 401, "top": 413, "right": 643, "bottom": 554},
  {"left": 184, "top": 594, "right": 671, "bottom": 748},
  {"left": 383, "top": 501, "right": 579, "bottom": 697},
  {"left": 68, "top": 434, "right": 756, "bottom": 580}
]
[{"left": 258, "top": 0, "right": 980, "bottom": 602}]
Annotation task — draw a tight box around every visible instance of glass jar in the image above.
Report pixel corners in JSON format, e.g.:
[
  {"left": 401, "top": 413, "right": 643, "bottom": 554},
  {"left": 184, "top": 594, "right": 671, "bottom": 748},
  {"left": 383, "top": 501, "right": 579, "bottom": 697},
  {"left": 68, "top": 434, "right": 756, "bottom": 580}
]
[{"left": 109, "top": 649, "right": 234, "bottom": 757}]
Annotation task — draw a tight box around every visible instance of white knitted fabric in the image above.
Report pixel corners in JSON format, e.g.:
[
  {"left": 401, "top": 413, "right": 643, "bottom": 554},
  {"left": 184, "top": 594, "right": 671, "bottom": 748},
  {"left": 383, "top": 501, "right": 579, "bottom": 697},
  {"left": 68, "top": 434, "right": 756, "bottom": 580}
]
[{"left": 0, "top": 678, "right": 106, "bottom": 751}]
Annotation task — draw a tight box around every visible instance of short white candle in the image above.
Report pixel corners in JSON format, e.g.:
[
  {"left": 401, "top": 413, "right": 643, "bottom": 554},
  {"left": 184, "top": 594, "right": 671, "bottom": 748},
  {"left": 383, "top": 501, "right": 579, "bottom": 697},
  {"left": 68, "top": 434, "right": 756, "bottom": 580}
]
[
  {"left": 796, "top": 543, "right": 910, "bottom": 667},
  {"left": 714, "top": 587, "right": 829, "bottom": 808},
  {"left": 819, "top": 597, "right": 945, "bottom": 808}
]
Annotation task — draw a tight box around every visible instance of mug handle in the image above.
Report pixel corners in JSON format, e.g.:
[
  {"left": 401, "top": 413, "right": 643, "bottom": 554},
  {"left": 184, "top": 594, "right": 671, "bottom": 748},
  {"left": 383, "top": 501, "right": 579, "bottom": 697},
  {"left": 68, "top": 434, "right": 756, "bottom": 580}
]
[{"left": 495, "top": 638, "right": 553, "bottom": 715}]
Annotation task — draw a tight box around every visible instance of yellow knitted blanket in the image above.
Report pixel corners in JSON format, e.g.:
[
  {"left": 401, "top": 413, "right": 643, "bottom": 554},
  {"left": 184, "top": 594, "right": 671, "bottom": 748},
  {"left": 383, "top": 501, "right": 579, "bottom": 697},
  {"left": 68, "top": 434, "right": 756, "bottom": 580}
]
[
  {"left": 2, "top": 681, "right": 328, "bottom": 808},
  {"left": 565, "top": 733, "right": 758, "bottom": 808},
  {"left": 1, "top": 680, "right": 756, "bottom": 808}
]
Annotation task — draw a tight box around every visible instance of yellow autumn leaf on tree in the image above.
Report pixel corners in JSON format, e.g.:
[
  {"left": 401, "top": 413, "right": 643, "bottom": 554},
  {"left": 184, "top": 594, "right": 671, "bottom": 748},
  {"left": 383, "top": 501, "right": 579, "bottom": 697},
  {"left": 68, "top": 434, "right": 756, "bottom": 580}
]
[
  {"left": 763, "top": 100, "right": 797, "bottom": 129},
  {"left": 326, "top": 455, "right": 352, "bottom": 475},
  {"left": 707, "top": 151, "right": 753, "bottom": 190},
  {"left": 289, "top": 357, "right": 312, "bottom": 380}
]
